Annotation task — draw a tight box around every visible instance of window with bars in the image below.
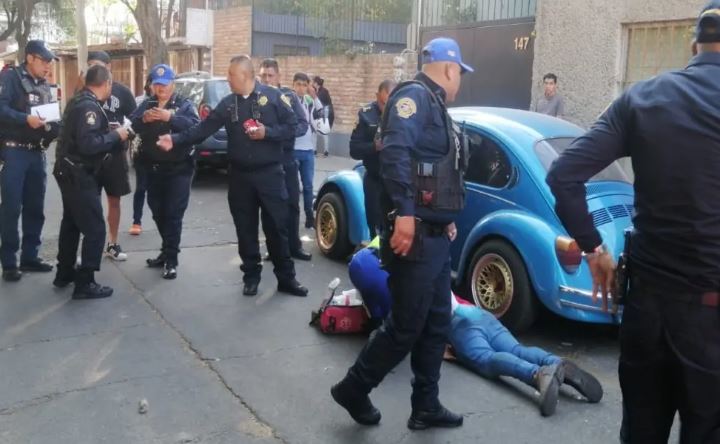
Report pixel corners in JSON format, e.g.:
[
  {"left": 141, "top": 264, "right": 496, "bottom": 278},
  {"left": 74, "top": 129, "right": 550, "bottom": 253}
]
[{"left": 623, "top": 21, "right": 695, "bottom": 90}]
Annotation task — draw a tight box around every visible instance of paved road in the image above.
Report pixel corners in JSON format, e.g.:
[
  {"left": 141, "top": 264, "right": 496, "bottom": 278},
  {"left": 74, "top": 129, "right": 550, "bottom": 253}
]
[{"left": 0, "top": 154, "right": 672, "bottom": 443}]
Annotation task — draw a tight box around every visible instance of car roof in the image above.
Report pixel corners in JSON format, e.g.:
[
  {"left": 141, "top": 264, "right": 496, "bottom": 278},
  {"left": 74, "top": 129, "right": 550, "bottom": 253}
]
[{"left": 449, "top": 107, "right": 585, "bottom": 143}]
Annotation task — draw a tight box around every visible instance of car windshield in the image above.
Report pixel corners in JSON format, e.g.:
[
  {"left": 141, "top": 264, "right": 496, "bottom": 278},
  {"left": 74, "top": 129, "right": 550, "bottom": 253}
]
[
  {"left": 206, "top": 80, "right": 230, "bottom": 107},
  {"left": 534, "top": 137, "right": 631, "bottom": 183}
]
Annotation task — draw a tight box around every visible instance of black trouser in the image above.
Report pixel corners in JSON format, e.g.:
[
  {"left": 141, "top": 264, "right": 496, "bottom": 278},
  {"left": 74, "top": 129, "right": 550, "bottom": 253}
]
[
  {"left": 146, "top": 162, "right": 193, "bottom": 266},
  {"left": 228, "top": 164, "right": 296, "bottom": 285},
  {"left": 55, "top": 164, "right": 105, "bottom": 280},
  {"left": 619, "top": 277, "right": 720, "bottom": 443},
  {"left": 363, "top": 173, "right": 383, "bottom": 238},
  {"left": 345, "top": 231, "right": 452, "bottom": 411},
  {"left": 263, "top": 152, "right": 302, "bottom": 254}
]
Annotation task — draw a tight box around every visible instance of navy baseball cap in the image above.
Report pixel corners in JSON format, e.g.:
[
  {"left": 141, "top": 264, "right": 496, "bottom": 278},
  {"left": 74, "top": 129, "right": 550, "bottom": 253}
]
[
  {"left": 697, "top": 1, "right": 720, "bottom": 43},
  {"left": 149, "top": 64, "right": 175, "bottom": 85},
  {"left": 88, "top": 50, "right": 111, "bottom": 65},
  {"left": 421, "top": 37, "right": 474, "bottom": 74},
  {"left": 25, "top": 40, "right": 58, "bottom": 62}
]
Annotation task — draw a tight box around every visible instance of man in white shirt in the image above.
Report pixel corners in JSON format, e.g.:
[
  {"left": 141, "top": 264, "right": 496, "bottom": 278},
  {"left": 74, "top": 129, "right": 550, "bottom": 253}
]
[{"left": 292, "top": 73, "right": 316, "bottom": 229}]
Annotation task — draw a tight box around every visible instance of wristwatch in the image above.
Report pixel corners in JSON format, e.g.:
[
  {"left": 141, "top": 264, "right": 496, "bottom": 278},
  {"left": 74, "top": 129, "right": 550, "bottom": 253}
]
[{"left": 583, "top": 244, "right": 608, "bottom": 260}]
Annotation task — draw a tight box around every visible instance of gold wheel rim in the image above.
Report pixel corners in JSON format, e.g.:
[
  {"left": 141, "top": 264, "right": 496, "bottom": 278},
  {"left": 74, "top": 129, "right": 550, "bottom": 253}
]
[
  {"left": 471, "top": 253, "right": 514, "bottom": 316},
  {"left": 317, "top": 202, "right": 338, "bottom": 251}
]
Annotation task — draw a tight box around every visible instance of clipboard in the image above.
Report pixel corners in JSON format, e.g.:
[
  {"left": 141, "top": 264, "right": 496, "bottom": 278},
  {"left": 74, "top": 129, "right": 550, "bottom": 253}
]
[{"left": 30, "top": 102, "right": 61, "bottom": 122}]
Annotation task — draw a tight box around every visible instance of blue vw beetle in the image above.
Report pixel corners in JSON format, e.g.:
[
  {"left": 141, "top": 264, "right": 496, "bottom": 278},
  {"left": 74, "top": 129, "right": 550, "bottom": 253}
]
[{"left": 314, "top": 107, "right": 633, "bottom": 331}]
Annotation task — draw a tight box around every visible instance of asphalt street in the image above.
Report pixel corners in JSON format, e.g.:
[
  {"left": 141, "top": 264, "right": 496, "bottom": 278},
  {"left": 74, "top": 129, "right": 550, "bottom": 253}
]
[{"left": 0, "top": 153, "right": 676, "bottom": 443}]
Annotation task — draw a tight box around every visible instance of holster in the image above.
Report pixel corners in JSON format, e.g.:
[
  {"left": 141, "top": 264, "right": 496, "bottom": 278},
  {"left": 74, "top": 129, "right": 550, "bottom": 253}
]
[
  {"left": 53, "top": 157, "right": 95, "bottom": 188},
  {"left": 615, "top": 228, "right": 635, "bottom": 306},
  {"left": 381, "top": 210, "right": 425, "bottom": 265}
]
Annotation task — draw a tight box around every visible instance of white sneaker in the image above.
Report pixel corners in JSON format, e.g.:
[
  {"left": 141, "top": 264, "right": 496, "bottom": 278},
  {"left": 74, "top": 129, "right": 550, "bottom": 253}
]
[{"left": 105, "top": 244, "right": 128, "bottom": 261}]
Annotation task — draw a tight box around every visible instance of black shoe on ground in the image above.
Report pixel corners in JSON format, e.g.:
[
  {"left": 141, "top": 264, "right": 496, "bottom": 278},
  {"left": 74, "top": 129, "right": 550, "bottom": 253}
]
[
  {"left": 162, "top": 263, "right": 177, "bottom": 280},
  {"left": 535, "top": 363, "right": 564, "bottom": 417},
  {"left": 291, "top": 249, "right": 312, "bottom": 261},
  {"left": 407, "top": 405, "right": 464, "bottom": 430},
  {"left": 562, "top": 360, "right": 603, "bottom": 403},
  {"left": 53, "top": 271, "right": 75, "bottom": 288},
  {"left": 19, "top": 259, "right": 53, "bottom": 272},
  {"left": 72, "top": 282, "right": 113, "bottom": 300},
  {"left": 243, "top": 281, "right": 259, "bottom": 296},
  {"left": 146, "top": 254, "right": 166, "bottom": 268},
  {"left": 305, "top": 219, "right": 314, "bottom": 229},
  {"left": 323, "top": 151, "right": 329, "bottom": 157},
  {"left": 278, "top": 279, "right": 308, "bottom": 297},
  {"left": 2, "top": 269, "right": 22, "bottom": 282},
  {"left": 331, "top": 382, "right": 381, "bottom": 425}
]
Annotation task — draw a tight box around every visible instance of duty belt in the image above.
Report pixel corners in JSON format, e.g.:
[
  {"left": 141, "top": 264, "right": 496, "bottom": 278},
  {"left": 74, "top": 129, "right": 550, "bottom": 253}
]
[
  {"left": 416, "top": 221, "right": 446, "bottom": 237},
  {"left": 3, "top": 140, "right": 43, "bottom": 150}
]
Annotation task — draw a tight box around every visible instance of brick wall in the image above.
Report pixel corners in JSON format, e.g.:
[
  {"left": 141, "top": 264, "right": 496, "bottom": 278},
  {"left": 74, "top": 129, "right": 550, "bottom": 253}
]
[
  {"left": 212, "top": 6, "right": 252, "bottom": 75},
  {"left": 267, "top": 53, "right": 397, "bottom": 133}
]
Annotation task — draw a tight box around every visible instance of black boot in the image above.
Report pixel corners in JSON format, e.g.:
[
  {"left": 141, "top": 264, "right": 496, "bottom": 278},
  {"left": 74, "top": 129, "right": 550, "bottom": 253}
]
[
  {"left": 146, "top": 253, "right": 166, "bottom": 268},
  {"left": 278, "top": 279, "right": 308, "bottom": 297},
  {"left": 72, "top": 269, "right": 113, "bottom": 300},
  {"left": 407, "top": 404, "right": 464, "bottom": 430},
  {"left": 53, "top": 266, "right": 76, "bottom": 288},
  {"left": 162, "top": 262, "right": 177, "bottom": 280},
  {"left": 2, "top": 268, "right": 22, "bottom": 282},
  {"left": 331, "top": 378, "right": 381, "bottom": 426},
  {"left": 562, "top": 360, "right": 603, "bottom": 403}
]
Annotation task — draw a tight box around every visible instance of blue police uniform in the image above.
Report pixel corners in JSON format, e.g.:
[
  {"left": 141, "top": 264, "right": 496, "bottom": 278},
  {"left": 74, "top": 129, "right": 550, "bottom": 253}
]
[
  {"left": 172, "top": 79, "right": 307, "bottom": 296},
  {"left": 53, "top": 88, "right": 121, "bottom": 297},
  {"left": 350, "top": 101, "right": 383, "bottom": 237},
  {"left": 130, "top": 64, "right": 199, "bottom": 279},
  {"left": 332, "top": 38, "right": 472, "bottom": 429},
  {"left": 0, "top": 41, "right": 60, "bottom": 280},
  {"left": 546, "top": 4, "right": 720, "bottom": 442},
  {"left": 261, "top": 86, "right": 310, "bottom": 259}
]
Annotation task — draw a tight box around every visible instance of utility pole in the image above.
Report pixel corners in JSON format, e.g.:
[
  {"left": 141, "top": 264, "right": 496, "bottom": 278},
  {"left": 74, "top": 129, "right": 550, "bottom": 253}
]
[{"left": 76, "top": 0, "right": 88, "bottom": 73}]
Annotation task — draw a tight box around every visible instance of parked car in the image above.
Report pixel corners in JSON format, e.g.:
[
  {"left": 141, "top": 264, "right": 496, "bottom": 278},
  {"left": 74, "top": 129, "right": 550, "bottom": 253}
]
[
  {"left": 314, "top": 107, "right": 634, "bottom": 331},
  {"left": 174, "top": 71, "right": 231, "bottom": 169}
]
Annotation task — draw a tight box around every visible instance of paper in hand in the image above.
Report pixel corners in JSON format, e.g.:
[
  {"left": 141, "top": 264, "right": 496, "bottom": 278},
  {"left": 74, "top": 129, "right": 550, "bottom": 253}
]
[{"left": 30, "top": 102, "right": 61, "bottom": 122}]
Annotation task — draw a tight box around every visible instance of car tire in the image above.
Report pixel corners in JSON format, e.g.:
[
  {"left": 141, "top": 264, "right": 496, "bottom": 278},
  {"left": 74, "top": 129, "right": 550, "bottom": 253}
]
[
  {"left": 464, "top": 239, "right": 537, "bottom": 333},
  {"left": 315, "top": 192, "right": 353, "bottom": 260}
]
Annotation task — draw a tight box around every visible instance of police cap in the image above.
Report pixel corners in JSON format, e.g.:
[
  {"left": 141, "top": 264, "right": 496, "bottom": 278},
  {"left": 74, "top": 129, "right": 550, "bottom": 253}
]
[
  {"left": 697, "top": 0, "right": 720, "bottom": 43},
  {"left": 25, "top": 40, "right": 58, "bottom": 62}
]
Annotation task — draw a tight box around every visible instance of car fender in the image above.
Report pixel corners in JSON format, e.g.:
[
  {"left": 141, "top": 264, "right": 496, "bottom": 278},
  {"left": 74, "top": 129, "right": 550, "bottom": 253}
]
[
  {"left": 315, "top": 170, "right": 369, "bottom": 245},
  {"left": 457, "top": 209, "right": 562, "bottom": 311}
]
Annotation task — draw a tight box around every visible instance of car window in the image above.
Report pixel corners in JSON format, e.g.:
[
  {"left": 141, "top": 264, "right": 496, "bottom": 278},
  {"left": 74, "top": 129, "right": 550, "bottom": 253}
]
[
  {"left": 205, "top": 80, "right": 231, "bottom": 107},
  {"left": 465, "top": 132, "right": 513, "bottom": 188},
  {"left": 176, "top": 81, "right": 204, "bottom": 107},
  {"left": 534, "top": 138, "right": 631, "bottom": 183}
]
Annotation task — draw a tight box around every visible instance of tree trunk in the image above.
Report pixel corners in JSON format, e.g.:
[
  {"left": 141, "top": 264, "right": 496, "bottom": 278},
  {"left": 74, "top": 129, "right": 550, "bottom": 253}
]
[
  {"left": 165, "top": 0, "right": 175, "bottom": 39},
  {"left": 126, "top": 0, "right": 169, "bottom": 66},
  {"left": 15, "top": 0, "right": 38, "bottom": 62},
  {"left": 76, "top": 0, "right": 87, "bottom": 73},
  {"left": 0, "top": 1, "right": 18, "bottom": 41}
]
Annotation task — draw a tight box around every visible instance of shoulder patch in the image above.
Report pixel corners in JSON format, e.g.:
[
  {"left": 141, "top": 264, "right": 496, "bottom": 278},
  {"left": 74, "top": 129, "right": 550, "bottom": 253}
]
[
  {"left": 280, "top": 94, "right": 292, "bottom": 107},
  {"left": 395, "top": 97, "right": 417, "bottom": 119},
  {"left": 85, "top": 111, "right": 97, "bottom": 125},
  {"left": 361, "top": 105, "right": 372, "bottom": 113},
  {"left": 258, "top": 95, "right": 269, "bottom": 106}
]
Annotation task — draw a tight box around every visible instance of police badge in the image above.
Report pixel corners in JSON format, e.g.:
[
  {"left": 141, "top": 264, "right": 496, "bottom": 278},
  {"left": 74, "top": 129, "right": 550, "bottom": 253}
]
[{"left": 258, "top": 95, "right": 269, "bottom": 107}]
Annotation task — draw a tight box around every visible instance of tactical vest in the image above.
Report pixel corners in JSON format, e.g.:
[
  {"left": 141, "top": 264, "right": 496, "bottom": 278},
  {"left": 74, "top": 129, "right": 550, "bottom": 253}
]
[
  {"left": 380, "top": 80, "right": 467, "bottom": 213},
  {"left": 56, "top": 92, "right": 109, "bottom": 169},
  {"left": 13, "top": 66, "right": 52, "bottom": 111},
  {"left": 138, "top": 95, "right": 191, "bottom": 164}
]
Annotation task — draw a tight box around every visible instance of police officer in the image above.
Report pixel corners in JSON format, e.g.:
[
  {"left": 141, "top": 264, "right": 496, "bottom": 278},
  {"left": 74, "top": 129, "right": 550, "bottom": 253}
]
[
  {"left": 130, "top": 64, "right": 199, "bottom": 279},
  {"left": 0, "top": 40, "right": 60, "bottom": 282},
  {"left": 546, "top": 3, "right": 720, "bottom": 442},
  {"left": 86, "top": 51, "right": 137, "bottom": 262},
  {"left": 53, "top": 64, "right": 129, "bottom": 299},
  {"left": 157, "top": 55, "right": 308, "bottom": 297},
  {"left": 350, "top": 79, "right": 396, "bottom": 237},
  {"left": 259, "top": 58, "right": 312, "bottom": 261},
  {"left": 331, "top": 38, "right": 471, "bottom": 429}
]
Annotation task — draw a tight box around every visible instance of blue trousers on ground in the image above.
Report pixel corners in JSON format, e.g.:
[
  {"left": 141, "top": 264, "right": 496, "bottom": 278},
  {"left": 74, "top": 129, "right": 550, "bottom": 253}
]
[
  {"left": 294, "top": 150, "right": 314, "bottom": 224},
  {"left": 0, "top": 147, "right": 47, "bottom": 270},
  {"left": 146, "top": 163, "right": 193, "bottom": 266},
  {"left": 133, "top": 163, "right": 149, "bottom": 225},
  {"left": 450, "top": 305, "right": 560, "bottom": 385}
]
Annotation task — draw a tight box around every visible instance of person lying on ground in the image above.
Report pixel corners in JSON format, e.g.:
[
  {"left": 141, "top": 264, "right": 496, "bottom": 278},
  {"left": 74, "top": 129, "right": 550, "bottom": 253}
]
[{"left": 347, "top": 239, "right": 603, "bottom": 416}]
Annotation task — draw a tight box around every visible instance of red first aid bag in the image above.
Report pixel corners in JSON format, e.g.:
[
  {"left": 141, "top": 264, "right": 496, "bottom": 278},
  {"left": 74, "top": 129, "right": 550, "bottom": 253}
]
[{"left": 311, "top": 288, "right": 369, "bottom": 334}]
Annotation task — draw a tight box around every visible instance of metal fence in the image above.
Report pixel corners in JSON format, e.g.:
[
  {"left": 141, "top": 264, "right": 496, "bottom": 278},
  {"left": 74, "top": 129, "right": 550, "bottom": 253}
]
[
  {"left": 213, "top": 0, "right": 413, "bottom": 54},
  {"left": 421, "top": 0, "right": 536, "bottom": 27}
]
